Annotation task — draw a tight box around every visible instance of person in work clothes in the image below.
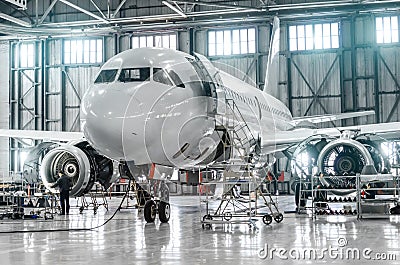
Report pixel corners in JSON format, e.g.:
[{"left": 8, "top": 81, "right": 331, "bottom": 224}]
[{"left": 51, "top": 171, "right": 72, "bottom": 215}]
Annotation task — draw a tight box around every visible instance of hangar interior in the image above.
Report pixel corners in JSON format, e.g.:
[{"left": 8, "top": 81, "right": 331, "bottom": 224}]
[
  {"left": 0, "top": 1, "right": 400, "bottom": 264},
  {"left": 2, "top": 0, "right": 400, "bottom": 171}
]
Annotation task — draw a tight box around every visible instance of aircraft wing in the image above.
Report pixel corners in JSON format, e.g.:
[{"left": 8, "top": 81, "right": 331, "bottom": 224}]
[
  {"left": 0, "top": 129, "right": 84, "bottom": 142},
  {"left": 291, "top": 110, "right": 375, "bottom": 125},
  {"left": 263, "top": 121, "right": 400, "bottom": 149}
]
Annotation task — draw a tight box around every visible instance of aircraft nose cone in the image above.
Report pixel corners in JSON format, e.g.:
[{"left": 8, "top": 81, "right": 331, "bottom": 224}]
[{"left": 81, "top": 87, "right": 142, "bottom": 159}]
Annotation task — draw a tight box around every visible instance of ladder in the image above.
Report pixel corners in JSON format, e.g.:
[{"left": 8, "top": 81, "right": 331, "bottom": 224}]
[{"left": 214, "top": 98, "right": 261, "bottom": 169}]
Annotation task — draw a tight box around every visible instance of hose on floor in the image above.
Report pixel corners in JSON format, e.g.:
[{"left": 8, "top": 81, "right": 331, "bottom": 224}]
[{"left": 0, "top": 179, "right": 133, "bottom": 234}]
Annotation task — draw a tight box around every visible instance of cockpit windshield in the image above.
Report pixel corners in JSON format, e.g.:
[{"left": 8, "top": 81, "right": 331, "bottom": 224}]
[
  {"left": 95, "top": 66, "right": 185, "bottom": 87},
  {"left": 118, "top": 67, "right": 151, "bottom": 82},
  {"left": 167, "top": 69, "right": 185, "bottom": 88},
  {"left": 153, "top": 68, "right": 173, "bottom": 86},
  {"left": 153, "top": 68, "right": 185, "bottom": 88},
  {"left": 94, "top": 69, "right": 118, "bottom": 84}
]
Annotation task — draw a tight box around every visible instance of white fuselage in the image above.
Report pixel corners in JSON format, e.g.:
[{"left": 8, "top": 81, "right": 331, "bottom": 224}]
[{"left": 81, "top": 47, "right": 294, "bottom": 168}]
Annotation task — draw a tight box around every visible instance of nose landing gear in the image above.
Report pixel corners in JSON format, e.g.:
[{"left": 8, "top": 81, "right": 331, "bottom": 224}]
[
  {"left": 143, "top": 179, "right": 171, "bottom": 223},
  {"left": 119, "top": 162, "right": 171, "bottom": 223},
  {"left": 144, "top": 199, "right": 170, "bottom": 223}
]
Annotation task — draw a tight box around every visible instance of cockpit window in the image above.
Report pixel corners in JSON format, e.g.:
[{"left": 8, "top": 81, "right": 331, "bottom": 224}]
[
  {"left": 153, "top": 68, "right": 173, "bottom": 86},
  {"left": 94, "top": 69, "right": 118, "bottom": 84},
  {"left": 118, "top": 68, "right": 150, "bottom": 82},
  {"left": 167, "top": 69, "right": 185, "bottom": 88}
]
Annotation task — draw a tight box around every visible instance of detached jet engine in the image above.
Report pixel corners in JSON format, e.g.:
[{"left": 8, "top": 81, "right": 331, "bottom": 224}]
[
  {"left": 27, "top": 140, "right": 117, "bottom": 197},
  {"left": 292, "top": 131, "right": 390, "bottom": 188}
]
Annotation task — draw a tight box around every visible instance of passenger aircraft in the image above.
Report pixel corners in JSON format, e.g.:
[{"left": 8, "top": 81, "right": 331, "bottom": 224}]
[{"left": 1, "top": 17, "right": 400, "bottom": 223}]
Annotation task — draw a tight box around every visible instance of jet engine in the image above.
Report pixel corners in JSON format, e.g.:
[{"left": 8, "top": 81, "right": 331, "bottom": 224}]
[
  {"left": 318, "top": 139, "right": 374, "bottom": 175},
  {"left": 40, "top": 141, "right": 116, "bottom": 197},
  {"left": 316, "top": 135, "right": 389, "bottom": 187},
  {"left": 291, "top": 132, "right": 390, "bottom": 189}
]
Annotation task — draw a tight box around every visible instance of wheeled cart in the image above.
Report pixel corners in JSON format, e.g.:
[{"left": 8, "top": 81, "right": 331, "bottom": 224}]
[{"left": 200, "top": 180, "right": 283, "bottom": 229}]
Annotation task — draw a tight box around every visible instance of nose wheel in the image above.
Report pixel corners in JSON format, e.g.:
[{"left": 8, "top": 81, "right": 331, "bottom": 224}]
[{"left": 143, "top": 199, "right": 170, "bottom": 223}]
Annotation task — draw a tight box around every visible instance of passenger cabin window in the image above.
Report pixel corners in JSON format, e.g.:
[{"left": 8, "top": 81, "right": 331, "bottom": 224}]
[
  {"left": 94, "top": 69, "right": 118, "bottom": 83},
  {"left": 153, "top": 68, "right": 173, "bottom": 86},
  {"left": 118, "top": 68, "right": 150, "bottom": 82}
]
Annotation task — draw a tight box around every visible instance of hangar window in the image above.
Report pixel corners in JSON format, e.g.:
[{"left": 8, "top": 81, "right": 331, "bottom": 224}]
[
  {"left": 208, "top": 28, "right": 256, "bottom": 56},
  {"left": 376, "top": 16, "right": 399, "bottom": 44},
  {"left": 132, "top": 34, "right": 177, "bottom": 50},
  {"left": 289, "top": 22, "right": 340, "bottom": 51},
  {"left": 18, "top": 43, "right": 35, "bottom": 68},
  {"left": 64, "top": 39, "right": 103, "bottom": 64}
]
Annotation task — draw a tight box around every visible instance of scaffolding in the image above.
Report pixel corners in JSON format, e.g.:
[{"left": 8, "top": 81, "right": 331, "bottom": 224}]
[{"left": 199, "top": 95, "right": 283, "bottom": 229}]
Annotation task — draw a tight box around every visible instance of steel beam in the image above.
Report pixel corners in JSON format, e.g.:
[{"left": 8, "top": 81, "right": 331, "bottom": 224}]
[
  {"left": 339, "top": 51, "right": 346, "bottom": 124},
  {"left": 290, "top": 59, "right": 334, "bottom": 124},
  {"left": 189, "top": 27, "right": 194, "bottom": 55},
  {"left": 9, "top": 43, "right": 15, "bottom": 172},
  {"left": 90, "top": 0, "right": 107, "bottom": 19},
  {"left": 0, "top": 12, "right": 30, "bottom": 27},
  {"left": 112, "top": 0, "right": 127, "bottom": 18},
  {"left": 62, "top": 69, "right": 81, "bottom": 102},
  {"left": 61, "top": 66, "right": 66, "bottom": 131},
  {"left": 59, "top": 0, "right": 109, "bottom": 23},
  {"left": 302, "top": 55, "right": 339, "bottom": 116},
  {"left": 162, "top": 1, "right": 187, "bottom": 18},
  {"left": 350, "top": 15, "right": 358, "bottom": 124},
  {"left": 287, "top": 54, "right": 293, "bottom": 113},
  {"left": 373, "top": 45, "right": 380, "bottom": 123},
  {"left": 176, "top": 0, "right": 260, "bottom": 11},
  {"left": 378, "top": 52, "right": 400, "bottom": 122},
  {"left": 38, "top": 0, "right": 59, "bottom": 25},
  {"left": 255, "top": 24, "right": 261, "bottom": 90},
  {"left": 242, "top": 56, "right": 256, "bottom": 83},
  {"left": 41, "top": 39, "right": 46, "bottom": 130},
  {"left": 3, "top": 0, "right": 26, "bottom": 10}
]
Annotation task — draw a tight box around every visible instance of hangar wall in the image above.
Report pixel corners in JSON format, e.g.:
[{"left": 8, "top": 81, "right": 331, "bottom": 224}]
[
  {"left": 0, "top": 41, "right": 9, "bottom": 174},
  {"left": 4, "top": 11, "right": 400, "bottom": 172}
]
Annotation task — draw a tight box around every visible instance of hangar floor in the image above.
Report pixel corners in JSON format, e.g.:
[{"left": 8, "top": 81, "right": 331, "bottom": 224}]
[{"left": 0, "top": 195, "right": 399, "bottom": 265}]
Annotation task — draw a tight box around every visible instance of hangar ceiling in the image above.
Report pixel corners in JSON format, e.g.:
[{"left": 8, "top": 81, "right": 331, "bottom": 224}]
[{"left": 0, "top": 0, "right": 400, "bottom": 38}]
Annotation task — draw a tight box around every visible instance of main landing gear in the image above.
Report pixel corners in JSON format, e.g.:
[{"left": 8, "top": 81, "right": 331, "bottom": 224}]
[{"left": 144, "top": 199, "right": 170, "bottom": 223}]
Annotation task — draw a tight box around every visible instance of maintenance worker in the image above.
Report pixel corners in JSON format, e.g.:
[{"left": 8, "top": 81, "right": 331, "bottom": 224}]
[
  {"left": 266, "top": 170, "right": 278, "bottom": 195},
  {"left": 51, "top": 171, "right": 72, "bottom": 215}
]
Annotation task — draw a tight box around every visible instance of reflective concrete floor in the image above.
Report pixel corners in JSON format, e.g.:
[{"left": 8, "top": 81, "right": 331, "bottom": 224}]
[{"left": 0, "top": 195, "right": 399, "bottom": 265}]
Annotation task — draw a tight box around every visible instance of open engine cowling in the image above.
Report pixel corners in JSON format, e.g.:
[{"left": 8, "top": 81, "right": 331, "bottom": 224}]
[
  {"left": 291, "top": 133, "right": 390, "bottom": 190},
  {"left": 317, "top": 139, "right": 375, "bottom": 176},
  {"left": 317, "top": 136, "right": 390, "bottom": 189},
  {"left": 40, "top": 141, "right": 115, "bottom": 197}
]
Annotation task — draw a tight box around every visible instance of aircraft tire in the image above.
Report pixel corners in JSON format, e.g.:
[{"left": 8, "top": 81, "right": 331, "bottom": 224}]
[
  {"left": 159, "top": 201, "right": 170, "bottom": 223},
  {"left": 144, "top": 200, "right": 157, "bottom": 223}
]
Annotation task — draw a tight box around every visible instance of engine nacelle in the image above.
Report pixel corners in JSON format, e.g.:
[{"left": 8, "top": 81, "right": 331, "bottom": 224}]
[
  {"left": 40, "top": 141, "right": 115, "bottom": 197},
  {"left": 317, "top": 138, "right": 375, "bottom": 176}
]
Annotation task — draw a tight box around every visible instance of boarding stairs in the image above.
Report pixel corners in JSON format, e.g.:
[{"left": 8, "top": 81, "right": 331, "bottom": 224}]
[
  {"left": 213, "top": 98, "right": 261, "bottom": 170},
  {"left": 192, "top": 59, "right": 281, "bottom": 228},
  {"left": 192, "top": 53, "right": 261, "bottom": 170}
]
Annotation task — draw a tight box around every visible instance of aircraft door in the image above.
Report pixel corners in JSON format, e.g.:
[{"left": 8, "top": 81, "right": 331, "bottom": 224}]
[
  {"left": 255, "top": 96, "right": 262, "bottom": 120},
  {"left": 192, "top": 53, "right": 224, "bottom": 115}
]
